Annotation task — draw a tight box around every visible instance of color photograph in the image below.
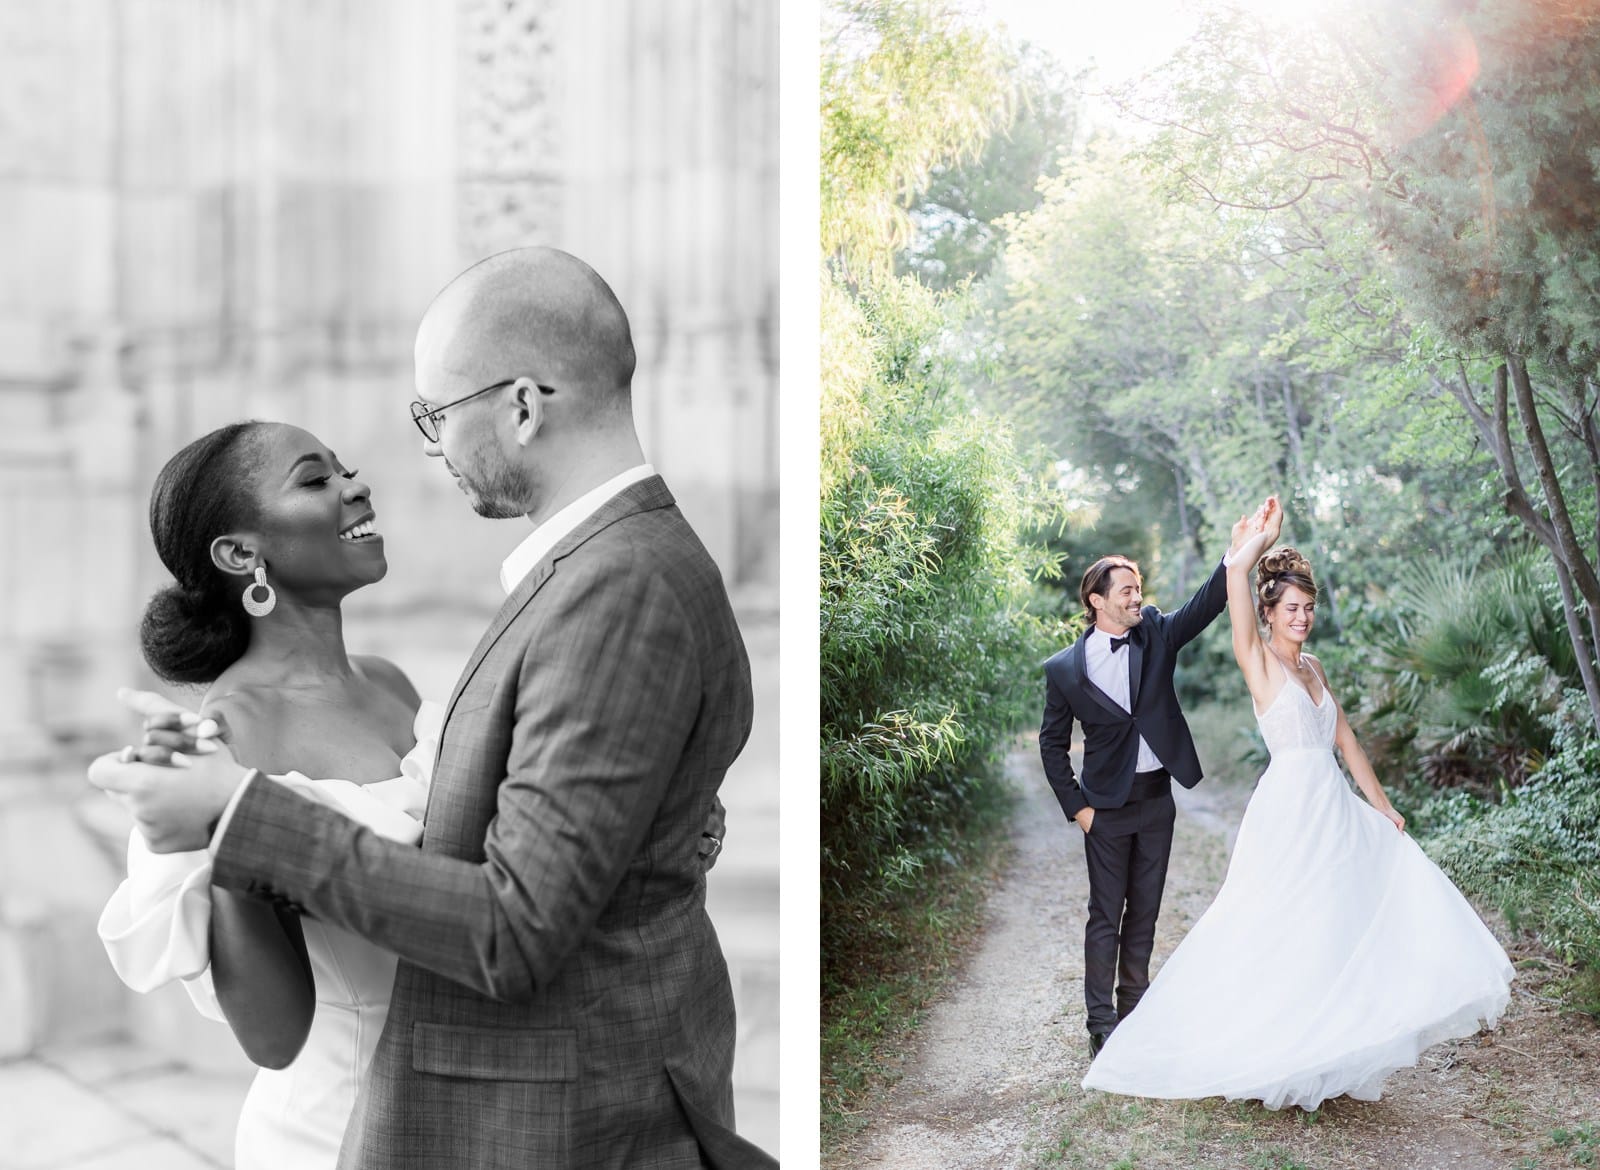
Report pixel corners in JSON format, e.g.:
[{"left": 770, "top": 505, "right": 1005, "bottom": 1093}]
[{"left": 820, "top": 1, "right": 1600, "bottom": 1167}]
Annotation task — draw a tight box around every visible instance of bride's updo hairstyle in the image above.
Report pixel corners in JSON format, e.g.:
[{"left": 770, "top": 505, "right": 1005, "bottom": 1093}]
[
  {"left": 140, "top": 421, "right": 269, "bottom": 685},
  {"left": 1256, "top": 547, "right": 1318, "bottom": 623}
]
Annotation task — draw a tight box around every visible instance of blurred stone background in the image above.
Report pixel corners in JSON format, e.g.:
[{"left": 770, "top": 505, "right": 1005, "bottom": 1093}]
[{"left": 0, "top": 0, "right": 778, "bottom": 1162}]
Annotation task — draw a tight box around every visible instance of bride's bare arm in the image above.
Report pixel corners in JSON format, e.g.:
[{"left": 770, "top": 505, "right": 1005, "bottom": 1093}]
[
  {"left": 199, "top": 696, "right": 316, "bottom": 1068},
  {"left": 208, "top": 889, "right": 314, "bottom": 1068},
  {"left": 1228, "top": 514, "right": 1277, "bottom": 708},
  {"left": 1310, "top": 657, "right": 1405, "bottom": 831}
]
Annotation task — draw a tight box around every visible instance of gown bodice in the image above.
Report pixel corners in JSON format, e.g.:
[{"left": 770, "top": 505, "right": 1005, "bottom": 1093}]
[{"left": 1255, "top": 674, "right": 1337, "bottom": 757}]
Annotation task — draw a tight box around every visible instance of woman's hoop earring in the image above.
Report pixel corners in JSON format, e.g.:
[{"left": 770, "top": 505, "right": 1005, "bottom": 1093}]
[{"left": 242, "top": 566, "right": 276, "bottom": 617}]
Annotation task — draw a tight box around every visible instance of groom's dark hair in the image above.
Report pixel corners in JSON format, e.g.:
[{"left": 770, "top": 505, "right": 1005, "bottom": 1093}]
[{"left": 1079, "top": 555, "right": 1141, "bottom": 625}]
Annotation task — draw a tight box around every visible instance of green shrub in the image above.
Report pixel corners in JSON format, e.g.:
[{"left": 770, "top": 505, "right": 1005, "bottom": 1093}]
[
  {"left": 1355, "top": 550, "right": 1579, "bottom": 794},
  {"left": 821, "top": 270, "right": 1064, "bottom": 981},
  {"left": 1419, "top": 692, "right": 1600, "bottom": 1013}
]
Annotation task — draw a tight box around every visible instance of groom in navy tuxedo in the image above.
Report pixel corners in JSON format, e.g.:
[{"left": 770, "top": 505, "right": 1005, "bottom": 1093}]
[{"left": 1041, "top": 504, "right": 1278, "bottom": 1056}]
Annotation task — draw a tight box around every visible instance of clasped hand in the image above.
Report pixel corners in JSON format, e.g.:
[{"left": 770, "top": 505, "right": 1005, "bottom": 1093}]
[
  {"left": 1230, "top": 495, "right": 1283, "bottom": 561},
  {"left": 85, "top": 688, "right": 250, "bottom": 853}
]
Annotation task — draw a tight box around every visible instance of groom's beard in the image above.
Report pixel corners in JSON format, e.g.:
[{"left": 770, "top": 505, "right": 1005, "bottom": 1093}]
[{"left": 453, "top": 450, "right": 534, "bottom": 519}]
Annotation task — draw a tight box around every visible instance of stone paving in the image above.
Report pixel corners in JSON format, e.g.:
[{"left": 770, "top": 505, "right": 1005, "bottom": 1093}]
[{"left": 0, "top": 612, "right": 779, "bottom": 1167}]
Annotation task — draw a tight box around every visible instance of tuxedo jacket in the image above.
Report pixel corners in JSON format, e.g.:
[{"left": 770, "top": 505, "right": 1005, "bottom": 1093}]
[
  {"left": 1039, "top": 561, "right": 1228, "bottom": 821},
  {"left": 212, "top": 477, "right": 776, "bottom": 1169}
]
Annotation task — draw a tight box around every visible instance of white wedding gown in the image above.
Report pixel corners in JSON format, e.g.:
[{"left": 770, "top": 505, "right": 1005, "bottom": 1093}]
[
  {"left": 98, "top": 701, "right": 442, "bottom": 1169},
  {"left": 1081, "top": 674, "right": 1514, "bottom": 1110}
]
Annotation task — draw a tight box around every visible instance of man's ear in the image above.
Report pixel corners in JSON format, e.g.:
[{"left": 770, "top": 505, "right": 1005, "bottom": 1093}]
[
  {"left": 210, "top": 534, "right": 259, "bottom": 580},
  {"left": 509, "top": 377, "right": 548, "bottom": 446}
]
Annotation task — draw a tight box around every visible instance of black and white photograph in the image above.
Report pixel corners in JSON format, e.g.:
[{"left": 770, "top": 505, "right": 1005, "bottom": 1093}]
[{"left": 0, "top": 2, "right": 778, "bottom": 1167}]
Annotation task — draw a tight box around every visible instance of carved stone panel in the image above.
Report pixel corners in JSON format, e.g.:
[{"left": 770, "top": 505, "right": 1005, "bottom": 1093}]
[{"left": 456, "top": 0, "right": 562, "bottom": 256}]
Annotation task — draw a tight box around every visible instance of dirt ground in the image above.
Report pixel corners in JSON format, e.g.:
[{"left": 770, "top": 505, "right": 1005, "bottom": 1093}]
[{"left": 829, "top": 739, "right": 1600, "bottom": 1170}]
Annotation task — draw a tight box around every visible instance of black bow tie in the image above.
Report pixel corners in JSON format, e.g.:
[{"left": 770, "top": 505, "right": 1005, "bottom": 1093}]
[{"left": 1109, "top": 634, "right": 1130, "bottom": 653}]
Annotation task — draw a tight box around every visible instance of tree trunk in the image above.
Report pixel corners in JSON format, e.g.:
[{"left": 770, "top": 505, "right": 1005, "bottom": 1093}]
[
  {"left": 1550, "top": 555, "right": 1600, "bottom": 737},
  {"left": 1506, "top": 355, "right": 1600, "bottom": 736}
]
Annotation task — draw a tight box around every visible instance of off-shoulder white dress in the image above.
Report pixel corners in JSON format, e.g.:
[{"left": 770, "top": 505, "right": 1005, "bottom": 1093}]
[{"left": 98, "top": 702, "right": 442, "bottom": 1169}]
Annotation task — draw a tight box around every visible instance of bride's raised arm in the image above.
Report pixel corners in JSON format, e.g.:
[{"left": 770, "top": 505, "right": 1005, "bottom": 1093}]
[{"left": 1227, "top": 499, "right": 1281, "bottom": 710}]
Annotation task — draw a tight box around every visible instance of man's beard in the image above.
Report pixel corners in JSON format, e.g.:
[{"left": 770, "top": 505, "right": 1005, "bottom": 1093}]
[{"left": 456, "top": 447, "right": 533, "bottom": 519}]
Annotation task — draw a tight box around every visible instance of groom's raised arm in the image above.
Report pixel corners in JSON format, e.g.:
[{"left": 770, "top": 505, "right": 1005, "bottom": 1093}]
[
  {"left": 205, "top": 556, "right": 707, "bottom": 1003},
  {"left": 1163, "top": 499, "right": 1281, "bottom": 649},
  {"left": 1161, "top": 559, "right": 1230, "bottom": 650}
]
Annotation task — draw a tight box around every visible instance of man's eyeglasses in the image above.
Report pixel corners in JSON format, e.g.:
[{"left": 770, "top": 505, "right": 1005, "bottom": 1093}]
[{"left": 409, "top": 378, "right": 556, "bottom": 443}]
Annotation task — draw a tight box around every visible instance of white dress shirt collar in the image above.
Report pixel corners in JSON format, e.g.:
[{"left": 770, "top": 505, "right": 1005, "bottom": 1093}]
[{"left": 498, "top": 463, "right": 656, "bottom": 594}]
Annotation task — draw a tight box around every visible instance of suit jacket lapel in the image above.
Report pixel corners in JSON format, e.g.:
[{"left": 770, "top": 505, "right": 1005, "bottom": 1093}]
[
  {"left": 1126, "top": 625, "right": 1144, "bottom": 711},
  {"left": 441, "top": 475, "right": 678, "bottom": 723},
  {"left": 1071, "top": 637, "right": 1126, "bottom": 719}
]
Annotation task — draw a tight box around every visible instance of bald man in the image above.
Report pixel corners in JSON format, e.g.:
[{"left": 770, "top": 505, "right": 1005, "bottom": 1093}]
[{"left": 90, "top": 248, "right": 774, "bottom": 1169}]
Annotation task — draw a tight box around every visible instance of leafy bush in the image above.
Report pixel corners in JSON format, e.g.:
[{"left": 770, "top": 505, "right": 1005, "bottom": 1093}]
[
  {"left": 1354, "top": 550, "right": 1580, "bottom": 793},
  {"left": 1418, "top": 691, "right": 1600, "bottom": 1015},
  {"left": 821, "top": 270, "right": 1064, "bottom": 980}
]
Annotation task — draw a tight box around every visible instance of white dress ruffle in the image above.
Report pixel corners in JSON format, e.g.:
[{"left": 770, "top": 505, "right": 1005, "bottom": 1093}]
[
  {"left": 98, "top": 700, "right": 443, "bottom": 1168},
  {"left": 1082, "top": 680, "right": 1514, "bottom": 1111}
]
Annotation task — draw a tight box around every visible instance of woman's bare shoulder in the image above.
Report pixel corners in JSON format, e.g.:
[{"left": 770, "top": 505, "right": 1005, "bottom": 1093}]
[{"left": 351, "top": 655, "right": 422, "bottom": 711}]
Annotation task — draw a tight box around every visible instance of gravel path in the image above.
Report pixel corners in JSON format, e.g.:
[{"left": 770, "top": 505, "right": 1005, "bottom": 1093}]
[{"left": 836, "top": 739, "right": 1598, "bottom": 1170}]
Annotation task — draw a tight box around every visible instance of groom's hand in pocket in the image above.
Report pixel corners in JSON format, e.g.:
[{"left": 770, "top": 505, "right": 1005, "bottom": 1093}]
[{"left": 1074, "top": 807, "right": 1095, "bottom": 834}]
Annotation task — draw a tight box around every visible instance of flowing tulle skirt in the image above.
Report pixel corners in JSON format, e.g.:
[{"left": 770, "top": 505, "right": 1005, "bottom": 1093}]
[{"left": 1082, "top": 746, "right": 1514, "bottom": 1111}]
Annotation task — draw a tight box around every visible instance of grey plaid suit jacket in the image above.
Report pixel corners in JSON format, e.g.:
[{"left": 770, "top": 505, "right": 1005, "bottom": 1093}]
[{"left": 211, "top": 476, "right": 776, "bottom": 1169}]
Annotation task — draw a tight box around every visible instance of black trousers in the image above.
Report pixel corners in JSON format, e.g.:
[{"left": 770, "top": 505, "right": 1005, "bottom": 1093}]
[{"left": 1080, "top": 771, "right": 1176, "bottom": 1034}]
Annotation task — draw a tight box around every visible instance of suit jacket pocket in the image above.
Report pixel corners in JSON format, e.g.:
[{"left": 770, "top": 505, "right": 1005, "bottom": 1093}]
[{"left": 411, "top": 1022, "right": 578, "bottom": 1082}]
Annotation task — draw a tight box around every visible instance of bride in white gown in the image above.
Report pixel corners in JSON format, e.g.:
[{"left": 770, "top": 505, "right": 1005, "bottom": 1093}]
[{"left": 1083, "top": 501, "right": 1514, "bottom": 1110}]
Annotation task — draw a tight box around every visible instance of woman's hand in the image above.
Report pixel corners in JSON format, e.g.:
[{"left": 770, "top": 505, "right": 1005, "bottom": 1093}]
[
  {"left": 1379, "top": 805, "right": 1406, "bottom": 833},
  {"left": 126, "top": 688, "right": 232, "bottom": 766},
  {"left": 1235, "top": 524, "right": 1274, "bottom": 566},
  {"left": 1230, "top": 511, "right": 1257, "bottom": 554},
  {"left": 1260, "top": 495, "right": 1283, "bottom": 544}
]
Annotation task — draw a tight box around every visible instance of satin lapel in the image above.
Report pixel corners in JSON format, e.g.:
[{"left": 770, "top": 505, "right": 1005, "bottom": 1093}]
[
  {"left": 441, "top": 476, "right": 678, "bottom": 724},
  {"left": 1126, "top": 625, "right": 1144, "bottom": 711},
  {"left": 1071, "top": 637, "right": 1126, "bottom": 718}
]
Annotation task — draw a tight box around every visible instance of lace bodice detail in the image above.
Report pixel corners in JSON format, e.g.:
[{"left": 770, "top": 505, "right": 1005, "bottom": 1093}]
[{"left": 1255, "top": 678, "right": 1337, "bottom": 756}]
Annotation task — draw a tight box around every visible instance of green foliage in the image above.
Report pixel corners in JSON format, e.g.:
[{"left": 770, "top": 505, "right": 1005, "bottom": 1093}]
[
  {"left": 1369, "top": 0, "right": 1600, "bottom": 383},
  {"left": 898, "top": 44, "right": 1078, "bottom": 289},
  {"left": 1419, "top": 691, "right": 1600, "bottom": 1011},
  {"left": 821, "top": 268, "right": 1064, "bottom": 967},
  {"left": 1547, "top": 1121, "right": 1600, "bottom": 1168},
  {"left": 822, "top": 0, "right": 1016, "bottom": 278},
  {"left": 1356, "top": 549, "right": 1580, "bottom": 791},
  {"left": 820, "top": 0, "right": 1072, "bottom": 1030}
]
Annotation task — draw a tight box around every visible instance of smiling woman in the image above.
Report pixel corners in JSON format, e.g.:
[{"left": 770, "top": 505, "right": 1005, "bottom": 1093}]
[{"left": 139, "top": 421, "right": 393, "bottom": 686}]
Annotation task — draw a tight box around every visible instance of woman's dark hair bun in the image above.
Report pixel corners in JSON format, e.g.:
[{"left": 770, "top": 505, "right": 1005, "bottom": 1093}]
[
  {"left": 138, "top": 422, "right": 266, "bottom": 685},
  {"left": 140, "top": 582, "right": 251, "bottom": 685}
]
